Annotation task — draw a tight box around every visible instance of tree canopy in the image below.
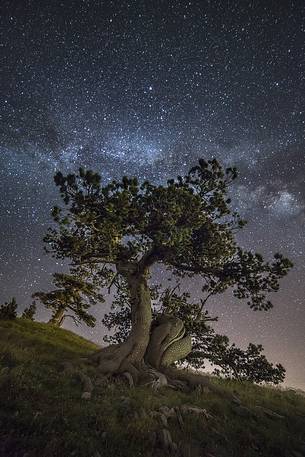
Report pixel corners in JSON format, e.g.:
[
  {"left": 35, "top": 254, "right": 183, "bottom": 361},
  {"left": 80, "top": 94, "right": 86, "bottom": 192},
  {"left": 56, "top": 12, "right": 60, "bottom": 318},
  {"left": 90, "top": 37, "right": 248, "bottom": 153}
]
[
  {"left": 42, "top": 159, "right": 292, "bottom": 387},
  {"left": 45, "top": 159, "right": 291, "bottom": 311}
]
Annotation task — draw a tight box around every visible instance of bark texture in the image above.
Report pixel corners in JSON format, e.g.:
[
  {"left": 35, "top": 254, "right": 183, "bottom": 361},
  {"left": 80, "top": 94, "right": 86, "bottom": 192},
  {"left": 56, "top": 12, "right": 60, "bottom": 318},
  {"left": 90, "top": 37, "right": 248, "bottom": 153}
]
[
  {"left": 89, "top": 262, "right": 193, "bottom": 386},
  {"left": 48, "top": 307, "right": 65, "bottom": 327},
  {"left": 145, "top": 315, "right": 192, "bottom": 369},
  {"left": 91, "top": 264, "right": 153, "bottom": 380}
]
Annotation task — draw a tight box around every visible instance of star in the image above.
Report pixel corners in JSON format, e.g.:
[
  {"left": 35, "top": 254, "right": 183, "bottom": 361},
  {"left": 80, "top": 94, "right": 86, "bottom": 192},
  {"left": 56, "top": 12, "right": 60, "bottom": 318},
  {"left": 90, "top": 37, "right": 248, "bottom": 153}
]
[{"left": 0, "top": 0, "right": 304, "bottom": 389}]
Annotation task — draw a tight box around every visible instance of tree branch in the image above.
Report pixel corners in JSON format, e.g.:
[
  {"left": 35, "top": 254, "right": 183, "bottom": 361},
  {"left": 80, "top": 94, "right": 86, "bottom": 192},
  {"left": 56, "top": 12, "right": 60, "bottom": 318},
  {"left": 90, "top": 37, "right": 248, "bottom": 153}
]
[
  {"left": 71, "top": 258, "right": 116, "bottom": 266},
  {"left": 64, "top": 314, "right": 80, "bottom": 326},
  {"left": 138, "top": 245, "right": 170, "bottom": 273},
  {"left": 108, "top": 272, "right": 119, "bottom": 293}
]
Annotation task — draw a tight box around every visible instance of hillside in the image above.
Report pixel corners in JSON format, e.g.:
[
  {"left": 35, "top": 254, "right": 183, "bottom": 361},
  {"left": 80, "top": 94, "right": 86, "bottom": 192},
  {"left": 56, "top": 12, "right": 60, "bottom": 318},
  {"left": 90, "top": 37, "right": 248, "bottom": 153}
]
[{"left": 0, "top": 319, "right": 304, "bottom": 457}]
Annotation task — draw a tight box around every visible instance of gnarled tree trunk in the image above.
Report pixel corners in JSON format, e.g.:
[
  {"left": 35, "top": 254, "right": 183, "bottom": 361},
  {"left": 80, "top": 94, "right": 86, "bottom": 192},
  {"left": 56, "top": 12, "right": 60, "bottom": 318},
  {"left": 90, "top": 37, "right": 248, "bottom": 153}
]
[
  {"left": 89, "top": 261, "right": 193, "bottom": 387},
  {"left": 91, "top": 264, "right": 153, "bottom": 378},
  {"left": 124, "top": 268, "right": 152, "bottom": 363}
]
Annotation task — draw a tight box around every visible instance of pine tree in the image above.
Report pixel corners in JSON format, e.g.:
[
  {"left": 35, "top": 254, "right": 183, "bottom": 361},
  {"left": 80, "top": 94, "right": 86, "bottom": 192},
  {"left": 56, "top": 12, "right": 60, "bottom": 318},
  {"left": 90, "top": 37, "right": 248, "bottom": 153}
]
[
  {"left": 44, "top": 159, "right": 292, "bottom": 387},
  {"left": 33, "top": 269, "right": 104, "bottom": 327}
]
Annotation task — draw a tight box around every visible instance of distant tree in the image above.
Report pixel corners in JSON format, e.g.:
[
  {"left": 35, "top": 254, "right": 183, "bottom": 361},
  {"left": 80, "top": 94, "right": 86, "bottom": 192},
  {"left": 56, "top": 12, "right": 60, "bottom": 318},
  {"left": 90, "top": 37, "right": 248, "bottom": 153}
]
[
  {"left": 21, "top": 302, "right": 37, "bottom": 321},
  {"left": 33, "top": 270, "right": 104, "bottom": 327},
  {"left": 44, "top": 159, "right": 292, "bottom": 388},
  {"left": 210, "top": 341, "right": 286, "bottom": 384},
  {"left": 0, "top": 297, "right": 18, "bottom": 320}
]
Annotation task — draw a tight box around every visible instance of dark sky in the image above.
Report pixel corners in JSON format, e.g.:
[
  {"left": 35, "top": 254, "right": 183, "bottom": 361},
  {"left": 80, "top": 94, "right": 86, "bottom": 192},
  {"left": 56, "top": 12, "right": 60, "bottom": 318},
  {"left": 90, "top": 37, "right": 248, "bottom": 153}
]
[{"left": 0, "top": 1, "right": 304, "bottom": 389}]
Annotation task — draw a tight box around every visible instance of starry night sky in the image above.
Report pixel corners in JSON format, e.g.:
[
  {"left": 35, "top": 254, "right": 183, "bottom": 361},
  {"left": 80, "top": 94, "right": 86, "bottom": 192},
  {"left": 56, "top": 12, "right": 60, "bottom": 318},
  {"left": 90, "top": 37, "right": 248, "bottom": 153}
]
[{"left": 0, "top": 1, "right": 304, "bottom": 389}]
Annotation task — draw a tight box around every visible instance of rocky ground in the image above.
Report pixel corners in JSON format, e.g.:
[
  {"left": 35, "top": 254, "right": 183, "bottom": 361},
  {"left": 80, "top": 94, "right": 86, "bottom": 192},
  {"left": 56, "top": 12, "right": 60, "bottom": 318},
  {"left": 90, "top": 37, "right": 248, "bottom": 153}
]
[{"left": 0, "top": 319, "right": 304, "bottom": 457}]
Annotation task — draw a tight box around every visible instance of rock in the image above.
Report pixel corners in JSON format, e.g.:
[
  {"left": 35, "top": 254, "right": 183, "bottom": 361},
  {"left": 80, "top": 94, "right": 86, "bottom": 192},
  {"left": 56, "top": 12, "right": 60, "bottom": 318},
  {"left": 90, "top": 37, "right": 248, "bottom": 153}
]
[
  {"left": 149, "top": 410, "right": 169, "bottom": 427},
  {"left": 180, "top": 405, "right": 212, "bottom": 419},
  {"left": 159, "top": 413, "right": 168, "bottom": 428},
  {"left": 159, "top": 405, "right": 174, "bottom": 417},
  {"left": 159, "top": 405, "right": 178, "bottom": 422},
  {"left": 81, "top": 391, "right": 91, "bottom": 400}
]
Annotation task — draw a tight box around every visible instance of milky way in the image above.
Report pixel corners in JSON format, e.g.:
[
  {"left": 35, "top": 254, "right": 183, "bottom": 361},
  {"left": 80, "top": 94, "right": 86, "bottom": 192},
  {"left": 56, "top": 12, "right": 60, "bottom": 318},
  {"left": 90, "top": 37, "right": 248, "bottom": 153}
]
[{"left": 0, "top": 1, "right": 304, "bottom": 389}]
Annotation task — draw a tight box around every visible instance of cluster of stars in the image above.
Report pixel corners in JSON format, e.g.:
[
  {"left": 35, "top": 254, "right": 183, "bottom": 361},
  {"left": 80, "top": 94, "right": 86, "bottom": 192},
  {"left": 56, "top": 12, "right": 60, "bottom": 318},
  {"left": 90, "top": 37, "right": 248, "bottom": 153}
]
[{"left": 0, "top": 0, "right": 304, "bottom": 389}]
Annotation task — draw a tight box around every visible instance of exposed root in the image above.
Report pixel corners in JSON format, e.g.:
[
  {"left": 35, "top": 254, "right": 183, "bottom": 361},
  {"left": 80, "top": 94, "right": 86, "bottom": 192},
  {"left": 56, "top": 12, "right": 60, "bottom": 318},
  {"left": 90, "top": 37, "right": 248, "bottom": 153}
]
[
  {"left": 120, "top": 359, "right": 141, "bottom": 384},
  {"left": 62, "top": 355, "right": 232, "bottom": 402},
  {"left": 143, "top": 367, "right": 169, "bottom": 390},
  {"left": 90, "top": 342, "right": 133, "bottom": 374},
  {"left": 65, "top": 324, "right": 233, "bottom": 399},
  {"left": 163, "top": 366, "right": 232, "bottom": 397},
  {"left": 122, "top": 371, "right": 134, "bottom": 388},
  {"left": 167, "top": 378, "right": 189, "bottom": 391},
  {"left": 71, "top": 354, "right": 215, "bottom": 395},
  {"left": 86, "top": 314, "right": 194, "bottom": 391}
]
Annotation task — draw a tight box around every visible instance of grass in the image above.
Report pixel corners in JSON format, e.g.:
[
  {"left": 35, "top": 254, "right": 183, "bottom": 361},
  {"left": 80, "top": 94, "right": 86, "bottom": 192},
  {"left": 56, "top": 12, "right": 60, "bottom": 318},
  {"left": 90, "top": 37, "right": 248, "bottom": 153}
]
[{"left": 0, "top": 318, "right": 304, "bottom": 457}]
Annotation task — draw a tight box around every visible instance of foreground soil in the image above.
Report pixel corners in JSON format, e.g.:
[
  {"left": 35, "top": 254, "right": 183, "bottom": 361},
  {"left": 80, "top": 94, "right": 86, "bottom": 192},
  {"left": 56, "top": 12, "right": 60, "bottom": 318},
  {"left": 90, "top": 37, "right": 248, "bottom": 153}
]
[{"left": 0, "top": 319, "right": 304, "bottom": 457}]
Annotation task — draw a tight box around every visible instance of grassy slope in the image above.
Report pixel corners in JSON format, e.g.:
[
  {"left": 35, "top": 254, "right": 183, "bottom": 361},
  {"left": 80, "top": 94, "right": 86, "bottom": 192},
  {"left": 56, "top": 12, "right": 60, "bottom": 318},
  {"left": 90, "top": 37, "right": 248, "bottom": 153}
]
[{"left": 0, "top": 319, "right": 304, "bottom": 457}]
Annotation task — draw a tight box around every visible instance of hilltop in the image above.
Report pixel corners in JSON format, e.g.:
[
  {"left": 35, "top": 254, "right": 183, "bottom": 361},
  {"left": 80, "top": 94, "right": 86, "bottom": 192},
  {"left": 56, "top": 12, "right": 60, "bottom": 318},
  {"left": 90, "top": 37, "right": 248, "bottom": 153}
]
[{"left": 0, "top": 319, "right": 304, "bottom": 457}]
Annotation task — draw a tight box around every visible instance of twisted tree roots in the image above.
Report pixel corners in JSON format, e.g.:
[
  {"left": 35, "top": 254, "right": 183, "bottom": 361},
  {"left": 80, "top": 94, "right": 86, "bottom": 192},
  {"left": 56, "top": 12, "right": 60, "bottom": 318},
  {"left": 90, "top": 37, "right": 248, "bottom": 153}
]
[{"left": 62, "top": 315, "right": 230, "bottom": 399}]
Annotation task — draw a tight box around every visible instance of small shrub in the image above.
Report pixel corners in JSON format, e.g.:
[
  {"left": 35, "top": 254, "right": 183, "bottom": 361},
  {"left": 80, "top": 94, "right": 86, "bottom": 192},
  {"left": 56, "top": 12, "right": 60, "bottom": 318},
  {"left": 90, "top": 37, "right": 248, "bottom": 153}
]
[
  {"left": 21, "top": 302, "right": 37, "bottom": 321},
  {"left": 0, "top": 297, "right": 18, "bottom": 320}
]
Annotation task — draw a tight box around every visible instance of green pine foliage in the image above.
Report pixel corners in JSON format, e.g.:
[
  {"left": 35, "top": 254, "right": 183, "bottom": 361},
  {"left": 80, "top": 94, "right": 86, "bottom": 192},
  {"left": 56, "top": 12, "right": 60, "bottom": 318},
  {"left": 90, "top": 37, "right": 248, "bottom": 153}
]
[
  {"left": 45, "top": 159, "right": 292, "bottom": 314},
  {"left": 33, "top": 270, "right": 104, "bottom": 327},
  {"left": 21, "top": 302, "right": 37, "bottom": 321},
  {"left": 42, "top": 159, "right": 293, "bottom": 380}
]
